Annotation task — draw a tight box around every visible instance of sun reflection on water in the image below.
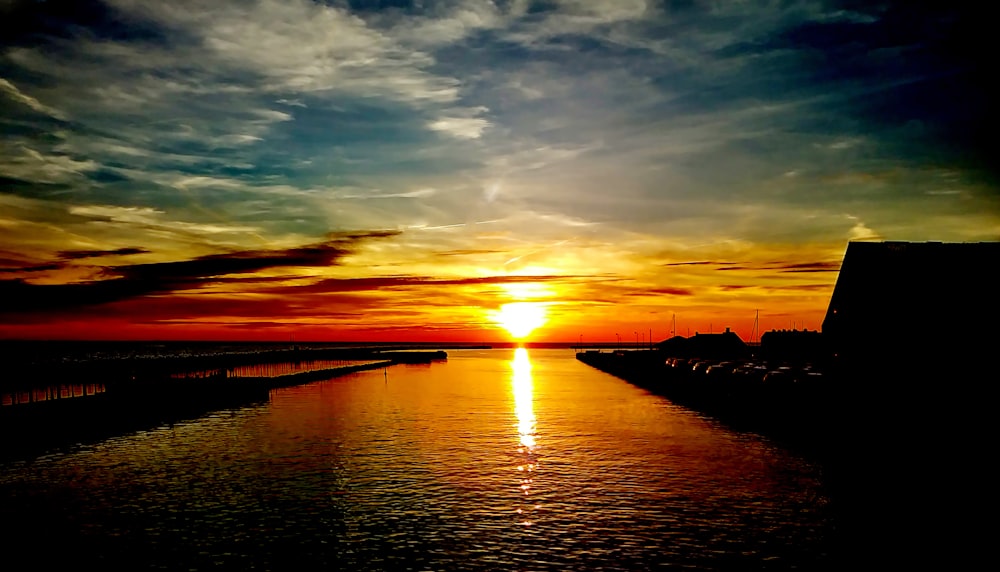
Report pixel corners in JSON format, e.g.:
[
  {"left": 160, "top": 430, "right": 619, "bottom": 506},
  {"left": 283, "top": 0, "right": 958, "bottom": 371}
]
[
  {"left": 511, "top": 347, "right": 539, "bottom": 525},
  {"left": 512, "top": 347, "right": 536, "bottom": 451}
]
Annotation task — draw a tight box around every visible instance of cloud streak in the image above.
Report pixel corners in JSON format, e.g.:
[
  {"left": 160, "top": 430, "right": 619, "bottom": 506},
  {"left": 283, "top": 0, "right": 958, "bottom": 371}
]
[{"left": 0, "top": 231, "right": 399, "bottom": 315}]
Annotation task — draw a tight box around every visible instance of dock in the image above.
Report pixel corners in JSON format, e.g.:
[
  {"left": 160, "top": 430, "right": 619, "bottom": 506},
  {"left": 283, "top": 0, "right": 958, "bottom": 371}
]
[
  {"left": 575, "top": 350, "right": 836, "bottom": 457},
  {"left": 0, "top": 350, "right": 447, "bottom": 461}
]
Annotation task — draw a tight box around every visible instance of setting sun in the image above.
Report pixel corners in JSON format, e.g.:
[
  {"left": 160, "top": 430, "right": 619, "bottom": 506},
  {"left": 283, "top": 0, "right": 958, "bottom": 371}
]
[{"left": 493, "top": 302, "right": 548, "bottom": 340}]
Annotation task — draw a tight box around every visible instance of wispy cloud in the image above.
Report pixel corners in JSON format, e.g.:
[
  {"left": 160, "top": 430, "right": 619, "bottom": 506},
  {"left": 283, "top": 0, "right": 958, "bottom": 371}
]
[
  {"left": 0, "top": 77, "right": 66, "bottom": 120},
  {"left": 428, "top": 116, "right": 491, "bottom": 139}
]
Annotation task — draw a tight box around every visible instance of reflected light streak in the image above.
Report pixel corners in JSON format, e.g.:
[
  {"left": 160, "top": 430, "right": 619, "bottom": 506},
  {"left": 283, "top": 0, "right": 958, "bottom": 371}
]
[
  {"left": 512, "top": 348, "right": 536, "bottom": 450},
  {"left": 511, "top": 347, "right": 538, "bottom": 516}
]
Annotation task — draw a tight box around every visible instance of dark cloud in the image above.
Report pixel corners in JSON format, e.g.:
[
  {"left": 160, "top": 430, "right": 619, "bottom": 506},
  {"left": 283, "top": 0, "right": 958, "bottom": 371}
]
[
  {"left": 0, "top": 0, "right": 171, "bottom": 47},
  {"left": 663, "top": 261, "right": 738, "bottom": 267},
  {"left": 0, "top": 231, "right": 399, "bottom": 315},
  {"left": 711, "top": 261, "right": 842, "bottom": 273},
  {"left": 0, "top": 263, "right": 63, "bottom": 274},
  {"left": 646, "top": 287, "right": 695, "bottom": 296},
  {"left": 59, "top": 247, "right": 150, "bottom": 260},
  {"left": 263, "top": 274, "right": 591, "bottom": 295},
  {"left": 759, "top": 2, "right": 996, "bottom": 178},
  {"left": 768, "top": 284, "right": 835, "bottom": 292},
  {"left": 777, "top": 262, "right": 841, "bottom": 273}
]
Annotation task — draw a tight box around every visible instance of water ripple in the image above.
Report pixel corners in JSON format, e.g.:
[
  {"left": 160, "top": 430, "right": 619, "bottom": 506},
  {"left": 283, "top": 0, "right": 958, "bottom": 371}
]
[{"left": 0, "top": 349, "right": 832, "bottom": 570}]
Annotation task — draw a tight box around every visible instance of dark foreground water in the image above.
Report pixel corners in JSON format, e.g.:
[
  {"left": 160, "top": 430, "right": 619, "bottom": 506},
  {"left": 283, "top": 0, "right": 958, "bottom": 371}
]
[{"left": 1, "top": 349, "right": 833, "bottom": 570}]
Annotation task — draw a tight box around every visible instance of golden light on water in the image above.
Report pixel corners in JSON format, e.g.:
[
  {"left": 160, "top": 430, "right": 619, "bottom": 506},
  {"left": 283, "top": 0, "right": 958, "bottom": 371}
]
[
  {"left": 493, "top": 302, "right": 548, "bottom": 340},
  {"left": 511, "top": 347, "right": 536, "bottom": 450},
  {"left": 511, "top": 347, "right": 538, "bottom": 519}
]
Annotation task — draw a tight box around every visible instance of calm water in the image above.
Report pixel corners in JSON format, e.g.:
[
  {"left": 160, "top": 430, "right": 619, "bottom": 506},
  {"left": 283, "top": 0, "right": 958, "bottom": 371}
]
[{"left": 0, "top": 349, "right": 833, "bottom": 570}]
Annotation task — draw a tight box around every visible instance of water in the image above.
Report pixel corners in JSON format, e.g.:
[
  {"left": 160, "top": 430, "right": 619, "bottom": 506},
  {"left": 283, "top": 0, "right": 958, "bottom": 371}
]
[{"left": 0, "top": 349, "right": 833, "bottom": 570}]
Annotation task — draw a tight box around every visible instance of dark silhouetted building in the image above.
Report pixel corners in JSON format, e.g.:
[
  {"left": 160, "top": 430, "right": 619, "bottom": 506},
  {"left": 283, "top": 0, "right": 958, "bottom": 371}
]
[
  {"left": 823, "top": 240, "right": 999, "bottom": 377},
  {"left": 759, "top": 328, "right": 824, "bottom": 364},
  {"left": 655, "top": 335, "right": 688, "bottom": 356},
  {"left": 657, "top": 328, "right": 749, "bottom": 360},
  {"left": 819, "top": 240, "right": 999, "bottom": 567}
]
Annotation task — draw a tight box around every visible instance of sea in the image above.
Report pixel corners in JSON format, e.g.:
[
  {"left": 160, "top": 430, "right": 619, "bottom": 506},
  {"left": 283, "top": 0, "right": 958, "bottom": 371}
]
[{"left": 0, "top": 346, "right": 835, "bottom": 570}]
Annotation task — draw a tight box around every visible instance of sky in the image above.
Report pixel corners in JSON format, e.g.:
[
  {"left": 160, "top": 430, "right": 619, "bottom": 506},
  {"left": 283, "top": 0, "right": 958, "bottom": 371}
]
[{"left": 1, "top": 0, "right": 997, "bottom": 343}]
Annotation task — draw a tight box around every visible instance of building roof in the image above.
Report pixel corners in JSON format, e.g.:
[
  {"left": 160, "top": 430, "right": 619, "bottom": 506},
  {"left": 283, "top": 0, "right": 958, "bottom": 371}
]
[{"left": 657, "top": 328, "right": 748, "bottom": 359}]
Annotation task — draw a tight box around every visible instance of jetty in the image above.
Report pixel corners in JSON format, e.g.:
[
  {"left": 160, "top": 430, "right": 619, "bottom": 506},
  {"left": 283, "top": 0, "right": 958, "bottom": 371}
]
[
  {"left": 0, "top": 348, "right": 447, "bottom": 461},
  {"left": 575, "top": 349, "right": 835, "bottom": 455},
  {"left": 2, "top": 348, "right": 447, "bottom": 403}
]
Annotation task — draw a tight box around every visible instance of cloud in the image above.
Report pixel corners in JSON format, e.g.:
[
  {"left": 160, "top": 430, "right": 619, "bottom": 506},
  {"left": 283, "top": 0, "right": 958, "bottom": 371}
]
[
  {"left": 337, "top": 188, "right": 439, "bottom": 200},
  {"left": 776, "top": 262, "right": 841, "bottom": 273},
  {"left": 106, "top": 0, "right": 461, "bottom": 103},
  {"left": 385, "top": 0, "right": 503, "bottom": 47},
  {"left": 663, "top": 261, "right": 738, "bottom": 267},
  {"left": 263, "top": 273, "right": 588, "bottom": 295},
  {"left": 1, "top": 145, "right": 98, "bottom": 184},
  {"left": 847, "top": 220, "right": 883, "bottom": 241},
  {"left": 67, "top": 204, "right": 262, "bottom": 239},
  {"left": 435, "top": 249, "right": 506, "bottom": 257},
  {"left": 0, "top": 231, "right": 400, "bottom": 315},
  {"left": 0, "top": 263, "right": 62, "bottom": 274},
  {"left": 428, "top": 116, "right": 491, "bottom": 139},
  {"left": 0, "top": 77, "right": 66, "bottom": 120},
  {"left": 58, "top": 247, "right": 150, "bottom": 260},
  {"left": 647, "top": 287, "right": 694, "bottom": 296},
  {"left": 714, "top": 261, "right": 841, "bottom": 273}
]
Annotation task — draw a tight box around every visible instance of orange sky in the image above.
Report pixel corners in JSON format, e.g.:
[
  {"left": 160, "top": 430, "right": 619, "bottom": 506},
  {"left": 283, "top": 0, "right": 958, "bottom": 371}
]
[{"left": 1, "top": 229, "right": 840, "bottom": 343}]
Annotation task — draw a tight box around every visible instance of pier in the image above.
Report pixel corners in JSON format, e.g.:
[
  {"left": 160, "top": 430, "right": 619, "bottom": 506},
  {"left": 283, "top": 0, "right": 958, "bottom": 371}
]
[
  {"left": 0, "top": 349, "right": 447, "bottom": 461},
  {"left": 575, "top": 349, "right": 835, "bottom": 456},
  {"left": 2, "top": 348, "right": 447, "bottom": 402}
]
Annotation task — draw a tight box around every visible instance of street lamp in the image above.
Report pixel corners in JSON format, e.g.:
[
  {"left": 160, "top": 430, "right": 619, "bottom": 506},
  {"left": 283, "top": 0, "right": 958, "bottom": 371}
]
[{"left": 634, "top": 331, "right": 638, "bottom": 349}]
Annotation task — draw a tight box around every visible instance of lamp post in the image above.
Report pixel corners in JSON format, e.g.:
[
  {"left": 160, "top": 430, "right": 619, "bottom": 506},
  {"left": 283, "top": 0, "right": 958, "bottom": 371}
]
[
  {"left": 616, "top": 333, "right": 620, "bottom": 350},
  {"left": 634, "top": 331, "right": 638, "bottom": 350}
]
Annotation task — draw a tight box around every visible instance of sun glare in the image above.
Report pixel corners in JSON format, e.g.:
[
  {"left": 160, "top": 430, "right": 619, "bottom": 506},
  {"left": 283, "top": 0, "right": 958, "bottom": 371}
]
[{"left": 494, "top": 302, "right": 548, "bottom": 339}]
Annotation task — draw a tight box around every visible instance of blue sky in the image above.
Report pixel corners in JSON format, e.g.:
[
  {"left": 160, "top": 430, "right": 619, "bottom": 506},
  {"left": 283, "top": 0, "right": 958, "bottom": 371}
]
[{"left": 1, "top": 0, "right": 997, "bottom": 340}]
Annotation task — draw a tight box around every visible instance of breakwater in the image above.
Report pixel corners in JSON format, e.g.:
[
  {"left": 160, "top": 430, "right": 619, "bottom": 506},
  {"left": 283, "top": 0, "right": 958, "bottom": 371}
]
[
  {"left": 3, "top": 350, "right": 447, "bottom": 410},
  {"left": 575, "top": 350, "right": 836, "bottom": 456},
  {"left": 0, "top": 350, "right": 447, "bottom": 461},
  {"left": 2, "top": 345, "right": 448, "bottom": 391}
]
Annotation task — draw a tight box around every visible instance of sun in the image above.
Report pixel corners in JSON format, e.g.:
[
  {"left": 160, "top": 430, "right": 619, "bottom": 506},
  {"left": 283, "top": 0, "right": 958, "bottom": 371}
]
[{"left": 493, "top": 302, "right": 548, "bottom": 340}]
